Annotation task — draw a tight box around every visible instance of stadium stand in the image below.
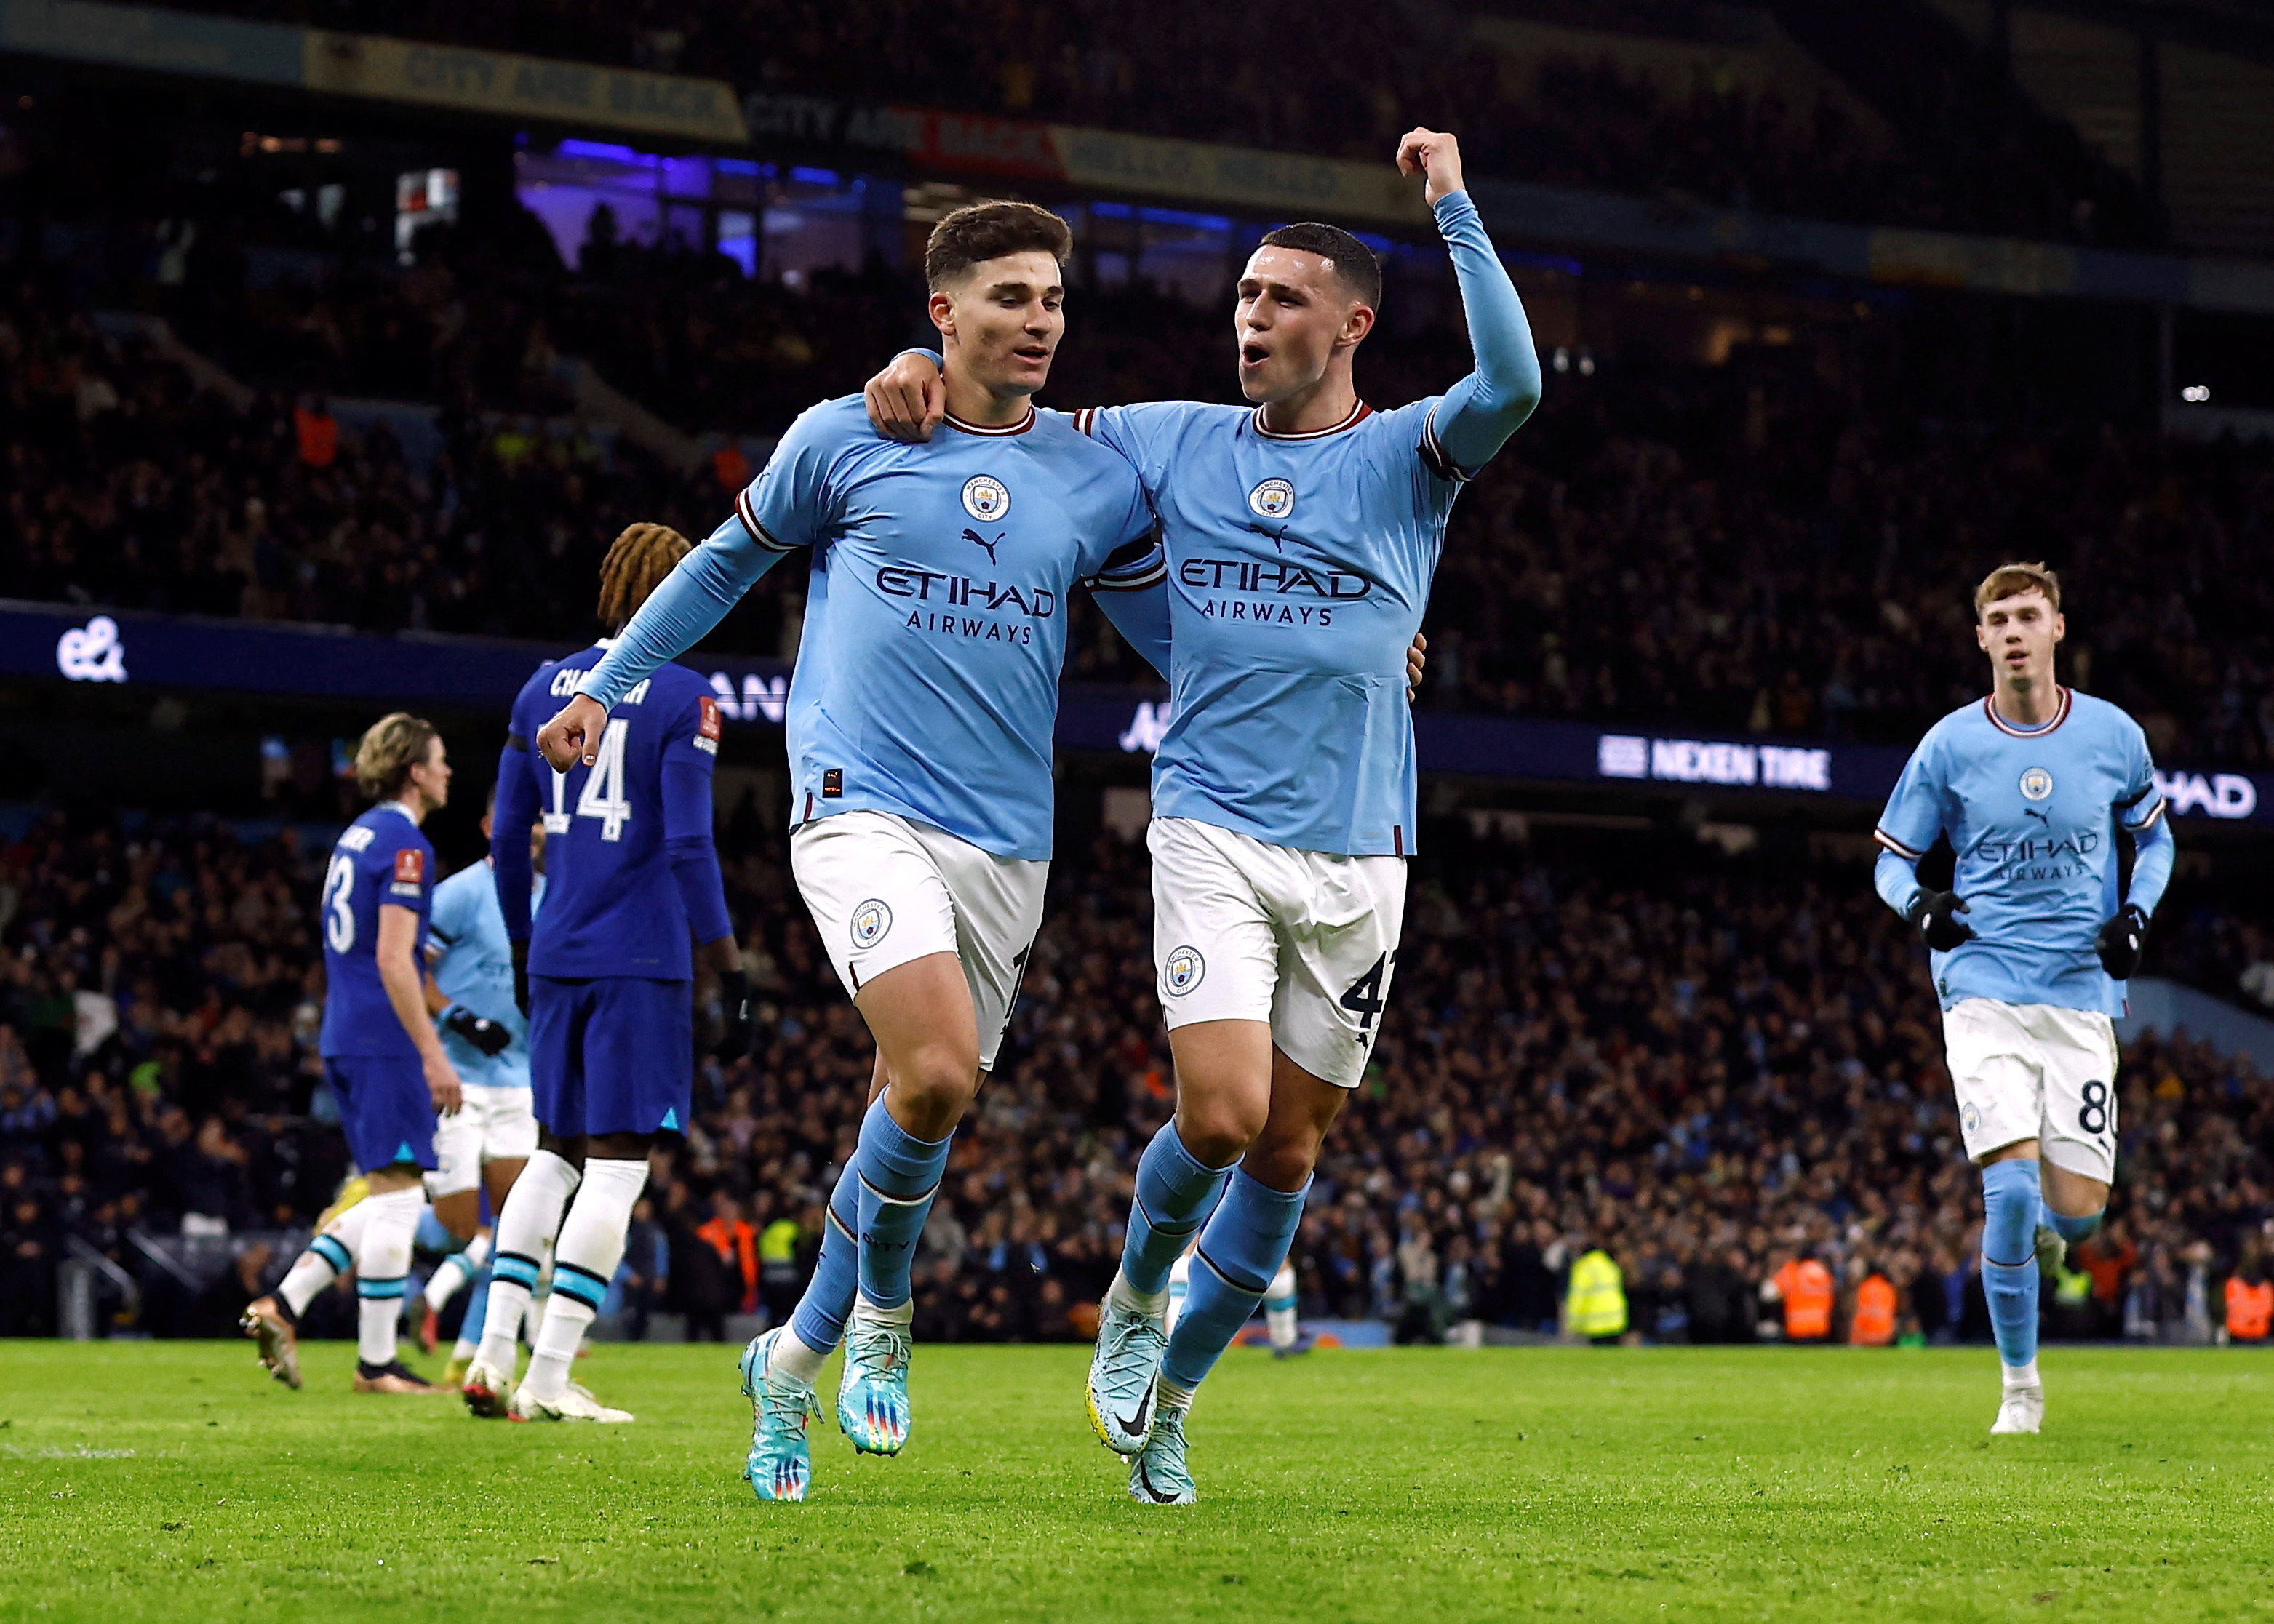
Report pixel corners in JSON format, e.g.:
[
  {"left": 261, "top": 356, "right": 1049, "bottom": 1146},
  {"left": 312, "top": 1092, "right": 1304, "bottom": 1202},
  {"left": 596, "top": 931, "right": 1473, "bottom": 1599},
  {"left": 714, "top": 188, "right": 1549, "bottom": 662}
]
[
  {"left": 2, "top": 807, "right": 2267, "bottom": 1345},
  {"left": 7, "top": 260, "right": 2273, "bottom": 758},
  {"left": 160, "top": 0, "right": 2154, "bottom": 243}
]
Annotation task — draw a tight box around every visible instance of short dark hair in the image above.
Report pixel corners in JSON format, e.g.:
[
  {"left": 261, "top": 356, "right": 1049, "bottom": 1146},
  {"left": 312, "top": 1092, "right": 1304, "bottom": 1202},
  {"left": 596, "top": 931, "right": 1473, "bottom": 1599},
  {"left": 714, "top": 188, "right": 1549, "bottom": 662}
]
[
  {"left": 1256, "top": 222, "right": 1381, "bottom": 309},
  {"left": 925, "top": 202, "right": 1073, "bottom": 291}
]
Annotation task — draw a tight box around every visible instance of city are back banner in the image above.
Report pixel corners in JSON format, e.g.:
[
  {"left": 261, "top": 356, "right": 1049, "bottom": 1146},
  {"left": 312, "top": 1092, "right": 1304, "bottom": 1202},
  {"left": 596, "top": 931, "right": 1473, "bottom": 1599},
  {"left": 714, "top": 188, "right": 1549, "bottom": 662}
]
[{"left": 11, "top": 601, "right": 2267, "bottom": 825}]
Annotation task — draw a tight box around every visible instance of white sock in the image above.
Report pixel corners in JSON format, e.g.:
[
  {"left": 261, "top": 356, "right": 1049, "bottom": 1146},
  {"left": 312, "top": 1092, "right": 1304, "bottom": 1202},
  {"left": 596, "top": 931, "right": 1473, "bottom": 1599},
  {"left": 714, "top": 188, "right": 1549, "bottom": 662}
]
[
  {"left": 2003, "top": 1358, "right": 2041, "bottom": 1391},
  {"left": 850, "top": 1292, "right": 914, "bottom": 1333},
  {"left": 474, "top": 1150, "right": 581, "bottom": 1376},
  {"left": 1266, "top": 1263, "right": 1299, "bottom": 1351},
  {"left": 769, "top": 1329, "right": 831, "bottom": 1386},
  {"left": 1107, "top": 1269, "right": 1170, "bottom": 1319},
  {"left": 524, "top": 1269, "right": 548, "bottom": 1346},
  {"left": 355, "top": 1188, "right": 424, "bottom": 1367},
  {"left": 524, "top": 1296, "right": 597, "bottom": 1403},
  {"left": 521, "top": 1157, "right": 646, "bottom": 1402},
  {"left": 423, "top": 1231, "right": 491, "bottom": 1311},
  {"left": 450, "top": 1333, "right": 479, "bottom": 1363},
  {"left": 278, "top": 1200, "right": 374, "bottom": 1316},
  {"left": 1156, "top": 1375, "right": 1195, "bottom": 1416}
]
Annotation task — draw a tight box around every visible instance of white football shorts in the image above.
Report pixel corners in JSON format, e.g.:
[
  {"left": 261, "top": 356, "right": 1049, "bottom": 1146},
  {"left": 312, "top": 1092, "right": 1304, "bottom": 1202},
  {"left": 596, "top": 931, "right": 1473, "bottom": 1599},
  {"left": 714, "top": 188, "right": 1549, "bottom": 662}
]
[
  {"left": 1942, "top": 997, "right": 2120, "bottom": 1183},
  {"left": 791, "top": 809, "right": 1048, "bottom": 1072},
  {"left": 426, "top": 1084, "right": 539, "bottom": 1199},
  {"left": 1147, "top": 816, "right": 1408, "bottom": 1089}
]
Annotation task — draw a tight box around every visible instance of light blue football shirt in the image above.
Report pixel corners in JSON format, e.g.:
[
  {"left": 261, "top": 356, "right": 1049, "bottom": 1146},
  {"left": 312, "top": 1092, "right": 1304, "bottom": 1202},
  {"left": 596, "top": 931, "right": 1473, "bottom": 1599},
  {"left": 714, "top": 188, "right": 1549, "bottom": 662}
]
[
  {"left": 579, "top": 396, "right": 1163, "bottom": 861},
  {"left": 1080, "top": 396, "right": 1461, "bottom": 856},
  {"left": 1874, "top": 687, "right": 2166, "bottom": 1017},
  {"left": 426, "top": 861, "right": 543, "bottom": 1088}
]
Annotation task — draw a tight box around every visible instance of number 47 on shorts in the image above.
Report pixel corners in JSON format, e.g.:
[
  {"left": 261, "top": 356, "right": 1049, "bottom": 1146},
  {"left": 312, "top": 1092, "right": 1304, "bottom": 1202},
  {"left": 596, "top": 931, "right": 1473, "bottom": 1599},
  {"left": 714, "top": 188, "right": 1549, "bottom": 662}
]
[{"left": 1341, "top": 951, "right": 1397, "bottom": 1047}]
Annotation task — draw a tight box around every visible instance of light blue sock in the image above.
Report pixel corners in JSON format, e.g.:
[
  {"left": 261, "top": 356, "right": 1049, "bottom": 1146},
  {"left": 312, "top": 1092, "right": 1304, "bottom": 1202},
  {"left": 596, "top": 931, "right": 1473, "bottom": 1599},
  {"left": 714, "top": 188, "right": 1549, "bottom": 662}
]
[
  {"left": 2042, "top": 1203, "right": 2102, "bottom": 1246},
  {"left": 1121, "top": 1122, "right": 1234, "bottom": 1296},
  {"left": 459, "top": 1261, "right": 491, "bottom": 1349},
  {"left": 1982, "top": 1159, "right": 2042, "bottom": 1369},
  {"left": 853, "top": 1095, "right": 952, "bottom": 1311},
  {"left": 1161, "top": 1171, "right": 1307, "bottom": 1391},
  {"left": 791, "top": 1159, "right": 861, "bottom": 1354}
]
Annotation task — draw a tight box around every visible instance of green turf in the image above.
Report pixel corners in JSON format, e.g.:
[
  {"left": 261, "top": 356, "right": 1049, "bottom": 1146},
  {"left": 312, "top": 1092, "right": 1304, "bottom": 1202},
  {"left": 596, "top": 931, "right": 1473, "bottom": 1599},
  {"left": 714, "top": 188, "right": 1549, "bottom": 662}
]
[{"left": 4, "top": 1340, "right": 2271, "bottom": 1623}]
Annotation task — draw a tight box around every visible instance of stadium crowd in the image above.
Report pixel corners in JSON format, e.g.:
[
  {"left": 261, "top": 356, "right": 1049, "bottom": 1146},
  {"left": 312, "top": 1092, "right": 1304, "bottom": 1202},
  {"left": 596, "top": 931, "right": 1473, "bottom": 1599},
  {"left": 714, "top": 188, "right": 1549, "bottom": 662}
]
[
  {"left": 7, "top": 257, "right": 2274, "bottom": 761},
  {"left": 2, "top": 805, "right": 2267, "bottom": 1347},
  {"left": 168, "top": 0, "right": 2150, "bottom": 244}
]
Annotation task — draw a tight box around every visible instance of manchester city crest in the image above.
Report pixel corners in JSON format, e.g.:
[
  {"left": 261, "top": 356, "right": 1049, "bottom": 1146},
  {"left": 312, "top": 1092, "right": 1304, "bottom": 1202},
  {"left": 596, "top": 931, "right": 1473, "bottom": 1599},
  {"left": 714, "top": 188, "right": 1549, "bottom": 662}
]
[
  {"left": 1162, "top": 945, "right": 1206, "bottom": 996},
  {"left": 962, "top": 474, "right": 1010, "bottom": 522},
  {"left": 2019, "top": 767, "right": 2054, "bottom": 801},
  {"left": 1248, "top": 477, "right": 1296, "bottom": 520},
  {"left": 851, "top": 899, "right": 893, "bottom": 948}
]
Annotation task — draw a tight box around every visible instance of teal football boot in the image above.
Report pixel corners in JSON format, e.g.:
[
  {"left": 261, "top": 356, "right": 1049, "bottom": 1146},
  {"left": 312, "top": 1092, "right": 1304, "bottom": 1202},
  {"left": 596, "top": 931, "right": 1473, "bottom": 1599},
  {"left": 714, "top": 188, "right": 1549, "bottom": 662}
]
[
  {"left": 1087, "top": 1295, "right": 1168, "bottom": 1454},
  {"left": 1126, "top": 1407, "right": 1196, "bottom": 1505},
  {"left": 738, "top": 1328, "right": 820, "bottom": 1502},
  {"left": 837, "top": 1316, "right": 913, "bottom": 1456}
]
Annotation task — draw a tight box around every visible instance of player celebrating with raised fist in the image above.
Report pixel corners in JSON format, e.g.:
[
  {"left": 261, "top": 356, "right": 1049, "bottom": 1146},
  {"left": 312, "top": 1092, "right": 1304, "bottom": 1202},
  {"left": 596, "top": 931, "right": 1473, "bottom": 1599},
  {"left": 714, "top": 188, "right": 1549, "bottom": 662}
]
[
  {"left": 1874, "top": 562, "right": 2173, "bottom": 1435},
  {"left": 869, "top": 125, "right": 1541, "bottom": 1504}
]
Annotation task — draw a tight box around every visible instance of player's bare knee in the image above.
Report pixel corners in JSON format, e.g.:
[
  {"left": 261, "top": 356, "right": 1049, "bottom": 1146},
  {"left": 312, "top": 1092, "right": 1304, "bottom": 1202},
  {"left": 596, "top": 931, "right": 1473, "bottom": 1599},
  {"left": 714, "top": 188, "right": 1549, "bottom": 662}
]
[
  {"left": 1241, "top": 1128, "right": 1322, "bottom": 1193},
  {"left": 1175, "top": 1098, "right": 1266, "bottom": 1170},
  {"left": 887, "top": 1053, "right": 980, "bottom": 1134}
]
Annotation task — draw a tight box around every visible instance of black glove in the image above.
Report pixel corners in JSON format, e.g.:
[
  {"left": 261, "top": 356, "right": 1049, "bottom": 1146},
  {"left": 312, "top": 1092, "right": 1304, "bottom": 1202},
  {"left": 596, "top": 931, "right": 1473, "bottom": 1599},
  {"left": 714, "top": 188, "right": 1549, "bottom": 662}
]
[
  {"left": 1907, "top": 889, "right": 1976, "bottom": 951},
  {"left": 714, "top": 967, "right": 755, "bottom": 1060},
  {"left": 2097, "top": 904, "right": 2149, "bottom": 980},
  {"left": 442, "top": 1006, "right": 512, "bottom": 1057},
  {"left": 511, "top": 938, "right": 530, "bottom": 1017}
]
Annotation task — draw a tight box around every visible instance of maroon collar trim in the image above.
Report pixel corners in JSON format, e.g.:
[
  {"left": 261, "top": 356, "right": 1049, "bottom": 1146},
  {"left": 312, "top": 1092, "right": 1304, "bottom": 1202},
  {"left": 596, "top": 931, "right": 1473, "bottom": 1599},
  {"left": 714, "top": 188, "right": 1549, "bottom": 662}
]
[
  {"left": 943, "top": 407, "right": 1036, "bottom": 437},
  {"left": 1982, "top": 686, "right": 2072, "bottom": 737},
  {"left": 1252, "top": 400, "right": 1372, "bottom": 441}
]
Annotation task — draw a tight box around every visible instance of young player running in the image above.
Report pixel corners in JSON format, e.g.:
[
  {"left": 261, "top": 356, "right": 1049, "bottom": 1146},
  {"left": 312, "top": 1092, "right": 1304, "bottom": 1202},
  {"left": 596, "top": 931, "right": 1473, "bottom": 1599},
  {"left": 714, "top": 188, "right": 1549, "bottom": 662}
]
[
  {"left": 242, "top": 713, "right": 462, "bottom": 1394},
  {"left": 416, "top": 795, "right": 546, "bottom": 1382},
  {"left": 536, "top": 203, "right": 1178, "bottom": 1501},
  {"left": 1874, "top": 562, "right": 2171, "bottom": 1434},
  {"left": 868, "top": 128, "right": 1540, "bottom": 1503},
  {"left": 461, "top": 522, "right": 754, "bottom": 1423}
]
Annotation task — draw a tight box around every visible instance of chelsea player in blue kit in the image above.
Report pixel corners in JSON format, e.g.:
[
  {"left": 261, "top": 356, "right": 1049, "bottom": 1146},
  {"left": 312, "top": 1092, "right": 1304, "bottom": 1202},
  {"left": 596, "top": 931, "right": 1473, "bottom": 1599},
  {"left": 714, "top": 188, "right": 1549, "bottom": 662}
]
[
  {"left": 538, "top": 203, "right": 1178, "bottom": 1501},
  {"left": 869, "top": 127, "right": 1540, "bottom": 1503},
  {"left": 415, "top": 793, "right": 546, "bottom": 1382},
  {"left": 462, "top": 523, "right": 755, "bottom": 1424},
  {"left": 243, "top": 714, "right": 463, "bottom": 1394},
  {"left": 1875, "top": 562, "right": 2172, "bottom": 1435}
]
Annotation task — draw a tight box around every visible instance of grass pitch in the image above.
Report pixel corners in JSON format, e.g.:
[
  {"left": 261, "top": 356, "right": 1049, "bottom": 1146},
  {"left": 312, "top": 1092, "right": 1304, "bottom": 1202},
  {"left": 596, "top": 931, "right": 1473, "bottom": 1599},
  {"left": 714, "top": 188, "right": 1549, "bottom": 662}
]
[{"left": 3, "top": 1340, "right": 2270, "bottom": 1623}]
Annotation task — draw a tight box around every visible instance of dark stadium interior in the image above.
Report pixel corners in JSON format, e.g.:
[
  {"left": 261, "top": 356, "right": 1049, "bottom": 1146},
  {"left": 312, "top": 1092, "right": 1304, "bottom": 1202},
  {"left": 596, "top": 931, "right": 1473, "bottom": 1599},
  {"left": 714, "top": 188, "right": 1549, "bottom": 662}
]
[{"left": 4, "top": 0, "right": 2274, "bottom": 1359}]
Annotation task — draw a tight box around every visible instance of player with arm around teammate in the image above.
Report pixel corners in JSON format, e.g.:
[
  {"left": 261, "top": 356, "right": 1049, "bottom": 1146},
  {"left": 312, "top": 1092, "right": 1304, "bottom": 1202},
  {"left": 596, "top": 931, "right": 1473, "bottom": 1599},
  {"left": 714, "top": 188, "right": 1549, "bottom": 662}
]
[
  {"left": 415, "top": 791, "right": 546, "bottom": 1382},
  {"left": 538, "top": 202, "right": 1192, "bottom": 1501},
  {"left": 869, "top": 127, "right": 1541, "bottom": 1504},
  {"left": 459, "top": 523, "right": 757, "bottom": 1423},
  {"left": 1873, "top": 561, "right": 2173, "bottom": 1435},
  {"left": 242, "top": 714, "right": 463, "bottom": 1393}
]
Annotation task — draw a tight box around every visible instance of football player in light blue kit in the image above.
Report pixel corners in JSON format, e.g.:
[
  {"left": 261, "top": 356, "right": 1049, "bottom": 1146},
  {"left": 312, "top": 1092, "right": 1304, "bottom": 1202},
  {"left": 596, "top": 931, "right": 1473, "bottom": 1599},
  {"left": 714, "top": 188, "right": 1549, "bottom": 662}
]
[
  {"left": 241, "top": 713, "right": 462, "bottom": 1394},
  {"left": 869, "top": 126, "right": 1541, "bottom": 1503},
  {"left": 1874, "top": 561, "right": 2172, "bottom": 1435},
  {"left": 415, "top": 792, "right": 546, "bottom": 1383},
  {"left": 537, "top": 203, "right": 1178, "bottom": 1502}
]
